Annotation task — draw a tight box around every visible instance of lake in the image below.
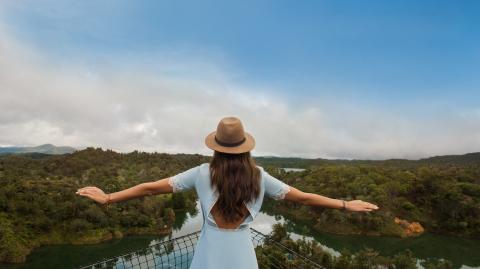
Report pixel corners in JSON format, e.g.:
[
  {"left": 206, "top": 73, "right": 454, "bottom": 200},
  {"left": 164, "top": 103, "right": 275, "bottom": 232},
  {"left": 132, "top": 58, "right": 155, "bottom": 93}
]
[
  {"left": 2, "top": 202, "right": 479, "bottom": 269},
  {"left": 280, "top": 167, "right": 307, "bottom": 172}
]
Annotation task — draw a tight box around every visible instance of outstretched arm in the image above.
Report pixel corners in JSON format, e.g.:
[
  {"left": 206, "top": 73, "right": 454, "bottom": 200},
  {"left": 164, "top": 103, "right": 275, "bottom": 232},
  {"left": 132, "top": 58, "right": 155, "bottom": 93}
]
[
  {"left": 76, "top": 177, "right": 173, "bottom": 205},
  {"left": 284, "top": 186, "right": 379, "bottom": 212}
]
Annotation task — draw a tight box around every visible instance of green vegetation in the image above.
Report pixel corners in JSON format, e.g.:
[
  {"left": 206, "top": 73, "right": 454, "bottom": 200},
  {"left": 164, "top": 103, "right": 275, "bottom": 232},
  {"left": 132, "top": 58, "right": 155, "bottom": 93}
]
[
  {"left": 256, "top": 223, "right": 454, "bottom": 269},
  {"left": 261, "top": 155, "right": 480, "bottom": 238},
  {"left": 0, "top": 148, "right": 207, "bottom": 263},
  {"left": 1, "top": 148, "right": 479, "bottom": 264}
]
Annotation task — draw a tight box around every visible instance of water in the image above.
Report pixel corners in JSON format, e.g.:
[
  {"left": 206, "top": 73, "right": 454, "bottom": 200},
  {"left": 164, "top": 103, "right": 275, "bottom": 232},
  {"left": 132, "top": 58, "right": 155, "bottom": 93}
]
[
  {"left": 2, "top": 202, "right": 479, "bottom": 269},
  {"left": 280, "top": 167, "right": 306, "bottom": 172}
]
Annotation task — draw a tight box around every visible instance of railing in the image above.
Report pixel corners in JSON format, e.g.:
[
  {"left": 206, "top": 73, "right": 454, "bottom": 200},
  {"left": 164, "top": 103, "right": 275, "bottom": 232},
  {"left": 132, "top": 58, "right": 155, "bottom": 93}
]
[{"left": 79, "top": 228, "right": 323, "bottom": 269}]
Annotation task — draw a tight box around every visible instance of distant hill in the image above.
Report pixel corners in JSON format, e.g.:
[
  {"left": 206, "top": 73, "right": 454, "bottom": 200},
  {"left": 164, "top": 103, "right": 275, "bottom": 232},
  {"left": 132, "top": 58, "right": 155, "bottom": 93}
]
[
  {"left": 418, "top": 152, "right": 480, "bottom": 165},
  {"left": 0, "top": 143, "right": 76, "bottom": 155},
  {"left": 255, "top": 152, "right": 480, "bottom": 168}
]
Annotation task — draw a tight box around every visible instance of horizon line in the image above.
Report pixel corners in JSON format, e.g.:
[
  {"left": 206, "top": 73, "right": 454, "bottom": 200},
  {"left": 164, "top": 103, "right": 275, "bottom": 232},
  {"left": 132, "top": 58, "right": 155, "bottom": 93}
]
[{"left": 1, "top": 143, "right": 478, "bottom": 162}]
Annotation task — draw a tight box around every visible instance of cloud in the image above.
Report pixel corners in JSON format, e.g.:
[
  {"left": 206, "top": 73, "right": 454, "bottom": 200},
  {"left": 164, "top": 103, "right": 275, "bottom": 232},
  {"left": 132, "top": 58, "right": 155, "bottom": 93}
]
[{"left": 0, "top": 25, "right": 479, "bottom": 160}]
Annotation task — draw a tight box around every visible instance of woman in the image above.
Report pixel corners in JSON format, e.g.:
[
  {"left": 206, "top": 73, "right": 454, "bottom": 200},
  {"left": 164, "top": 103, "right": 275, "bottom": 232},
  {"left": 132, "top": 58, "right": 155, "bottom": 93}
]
[{"left": 76, "top": 116, "right": 379, "bottom": 269}]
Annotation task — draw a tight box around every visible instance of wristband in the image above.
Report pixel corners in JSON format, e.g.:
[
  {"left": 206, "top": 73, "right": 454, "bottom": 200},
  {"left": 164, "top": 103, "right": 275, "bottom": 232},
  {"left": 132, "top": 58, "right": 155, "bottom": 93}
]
[
  {"left": 105, "top": 194, "right": 112, "bottom": 206},
  {"left": 342, "top": 200, "right": 346, "bottom": 210}
]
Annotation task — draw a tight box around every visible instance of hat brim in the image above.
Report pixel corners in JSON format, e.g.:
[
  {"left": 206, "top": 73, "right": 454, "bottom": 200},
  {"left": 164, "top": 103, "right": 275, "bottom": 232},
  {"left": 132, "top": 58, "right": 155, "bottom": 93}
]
[{"left": 205, "top": 131, "right": 255, "bottom": 154}]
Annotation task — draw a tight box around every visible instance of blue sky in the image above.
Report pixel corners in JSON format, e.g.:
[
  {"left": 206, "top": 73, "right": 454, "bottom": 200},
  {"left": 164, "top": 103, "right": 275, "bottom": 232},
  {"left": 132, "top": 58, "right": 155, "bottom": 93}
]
[
  {"left": 0, "top": 1, "right": 479, "bottom": 159},
  {"left": 4, "top": 1, "right": 480, "bottom": 103}
]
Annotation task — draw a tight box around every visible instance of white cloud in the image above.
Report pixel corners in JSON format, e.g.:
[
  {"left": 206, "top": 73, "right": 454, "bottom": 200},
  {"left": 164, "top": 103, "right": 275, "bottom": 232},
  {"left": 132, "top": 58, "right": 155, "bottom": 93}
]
[{"left": 0, "top": 25, "right": 479, "bottom": 160}]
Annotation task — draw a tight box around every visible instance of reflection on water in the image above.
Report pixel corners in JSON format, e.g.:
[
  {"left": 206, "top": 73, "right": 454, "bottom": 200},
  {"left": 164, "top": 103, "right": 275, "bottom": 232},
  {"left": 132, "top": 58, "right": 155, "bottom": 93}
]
[{"left": 2, "top": 201, "right": 479, "bottom": 269}]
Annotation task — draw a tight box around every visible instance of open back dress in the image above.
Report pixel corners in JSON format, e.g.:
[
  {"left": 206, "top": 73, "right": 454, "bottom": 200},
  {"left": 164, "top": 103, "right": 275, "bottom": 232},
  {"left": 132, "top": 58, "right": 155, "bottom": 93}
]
[{"left": 168, "top": 163, "right": 291, "bottom": 269}]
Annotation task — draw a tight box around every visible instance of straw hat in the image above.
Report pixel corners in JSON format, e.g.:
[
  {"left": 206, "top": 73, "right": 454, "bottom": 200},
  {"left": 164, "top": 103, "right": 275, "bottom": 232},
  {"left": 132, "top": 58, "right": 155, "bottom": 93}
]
[{"left": 205, "top": 116, "right": 255, "bottom": 154}]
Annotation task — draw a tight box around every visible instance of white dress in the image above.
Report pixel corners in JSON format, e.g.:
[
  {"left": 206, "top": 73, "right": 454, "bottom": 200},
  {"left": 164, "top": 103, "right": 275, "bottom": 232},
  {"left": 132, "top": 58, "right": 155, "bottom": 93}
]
[{"left": 169, "top": 163, "right": 291, "bottom": 269}]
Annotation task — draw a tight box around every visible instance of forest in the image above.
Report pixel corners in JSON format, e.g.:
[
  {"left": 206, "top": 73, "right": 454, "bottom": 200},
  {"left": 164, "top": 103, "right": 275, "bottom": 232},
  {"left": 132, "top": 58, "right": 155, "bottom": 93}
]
[
  {"left": 0, "top": 148, "right": 479, "bottom": 265},
  {"left": 261, "top": 155, "right": 480, "bottom": 238},
  {"left": 0, "top": 148, "right": 207, "bottom": 263}
]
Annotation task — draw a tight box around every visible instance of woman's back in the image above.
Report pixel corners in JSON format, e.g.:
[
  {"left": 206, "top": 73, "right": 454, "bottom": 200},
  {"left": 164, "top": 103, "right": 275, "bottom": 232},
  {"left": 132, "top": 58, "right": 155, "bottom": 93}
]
[
  {"left": 168, "top": 162, "right": 291, "bottom": 269},
  {"left": 169, "top": 162, "right": 290, "bottom": 230},
  {"left": 210, "top": 202, "right": 250, "bottom": 229}
]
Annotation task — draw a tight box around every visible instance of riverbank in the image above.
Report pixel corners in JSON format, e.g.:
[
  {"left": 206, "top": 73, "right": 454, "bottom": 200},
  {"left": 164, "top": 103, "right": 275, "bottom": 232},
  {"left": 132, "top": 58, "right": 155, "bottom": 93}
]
[{"left": 1, "top": 226, "right": 172, "bottom": 264}]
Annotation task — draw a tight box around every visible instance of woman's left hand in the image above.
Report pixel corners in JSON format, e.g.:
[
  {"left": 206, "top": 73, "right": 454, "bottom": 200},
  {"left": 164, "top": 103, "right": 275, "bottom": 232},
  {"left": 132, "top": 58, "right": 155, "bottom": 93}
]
[
  {"left": 76, "top": 186, "right": 109, "bottom": 204},
  {"left": 345, "top": 200, "right": 379, "bottom": 212}
]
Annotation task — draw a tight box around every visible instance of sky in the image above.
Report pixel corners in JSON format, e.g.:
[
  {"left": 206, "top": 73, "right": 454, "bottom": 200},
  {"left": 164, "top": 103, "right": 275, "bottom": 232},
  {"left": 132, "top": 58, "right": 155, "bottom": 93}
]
[{"left": 0, "top": 0, "right": 479, "bottom": 160}]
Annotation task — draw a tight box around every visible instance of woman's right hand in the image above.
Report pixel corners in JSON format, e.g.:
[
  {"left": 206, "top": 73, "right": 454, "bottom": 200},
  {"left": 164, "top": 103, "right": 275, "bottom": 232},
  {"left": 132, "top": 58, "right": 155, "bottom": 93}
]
[
  {"left": 345, "top": 200, "right": 379, "bottom": 212},
  {"left": 76, "top": 186, "right": 109, "bottom": 204}
]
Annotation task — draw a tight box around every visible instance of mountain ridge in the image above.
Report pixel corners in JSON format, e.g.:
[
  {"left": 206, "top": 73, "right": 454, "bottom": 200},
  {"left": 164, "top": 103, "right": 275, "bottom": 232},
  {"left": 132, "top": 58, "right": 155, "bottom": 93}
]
[
  {"left": 0, "top": 143, "right": 76, "bottom": 155},
  {"left": 1, "top": 144, "right": 479, "bottom": 164}
]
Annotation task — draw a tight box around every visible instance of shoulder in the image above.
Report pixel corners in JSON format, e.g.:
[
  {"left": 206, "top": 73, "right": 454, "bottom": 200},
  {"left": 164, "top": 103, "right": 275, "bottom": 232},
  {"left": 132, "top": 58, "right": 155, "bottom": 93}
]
[
  {"left": 255, "top": 165, "right": 265, "bottom": 171},
  {"left": 173, "top": 163, "right": 207, "bottom": 179},
  {"left": 255, "top": 165, "right": 267, "bottom": 181},
  {"left": 197, "top": 163, "right": 211, "bottom": 177},
  {"left": 187, "top": 163, "right": 209, "bottom": 171},
  {"left": 188, "top": 163, "right": 209, "bottom": 175},
  {"left": 255, "top": 165, "right": 269, "bottom": 174},
  {"left": 199, "top": 162, "right": 210, "bottom": 170}
]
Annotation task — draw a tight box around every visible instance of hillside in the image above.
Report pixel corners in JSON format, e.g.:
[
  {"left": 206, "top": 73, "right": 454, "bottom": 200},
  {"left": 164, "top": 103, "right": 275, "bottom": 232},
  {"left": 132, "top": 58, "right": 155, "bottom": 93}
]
[{"left": 0, "top": 144, "right": 76, "bottom": 155}]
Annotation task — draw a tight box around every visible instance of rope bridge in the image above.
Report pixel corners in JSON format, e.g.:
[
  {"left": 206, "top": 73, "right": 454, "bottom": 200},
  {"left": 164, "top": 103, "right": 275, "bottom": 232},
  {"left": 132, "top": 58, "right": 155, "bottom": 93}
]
[{"left": 78, "top": 228, "right": 323, "bottom": 269}]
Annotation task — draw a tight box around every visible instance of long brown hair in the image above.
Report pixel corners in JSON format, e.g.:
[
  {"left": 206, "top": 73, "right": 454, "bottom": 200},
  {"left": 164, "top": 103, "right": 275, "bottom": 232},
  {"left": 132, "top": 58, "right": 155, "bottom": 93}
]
[{"left": 209, "top": 150, "right": 261, "bottom": 223}]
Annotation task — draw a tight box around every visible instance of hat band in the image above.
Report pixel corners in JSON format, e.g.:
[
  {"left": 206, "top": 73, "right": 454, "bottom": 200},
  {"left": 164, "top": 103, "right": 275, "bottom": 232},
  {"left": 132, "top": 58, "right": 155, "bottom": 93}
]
[{"left": 215, "top": 136, "right": 246, "bottom": 147}]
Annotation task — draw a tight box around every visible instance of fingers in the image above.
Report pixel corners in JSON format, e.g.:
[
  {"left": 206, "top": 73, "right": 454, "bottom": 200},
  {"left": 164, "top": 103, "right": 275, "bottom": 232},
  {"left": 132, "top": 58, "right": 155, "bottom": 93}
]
[
  {"left": 347, "top": 200, "right": 379, "bottom": 212},
  {"left": 76, "top": 187, "right": 99, "bottom": 198},
  {"left": 76, "top": 189, "right": 103, "bottom": 203},
  {"left": 76, "top": 191, "right": 92, "bottom": 199},
  {"left": 76, "top": 187, "right": 92, "bottom": 193},
  {"left": 76, "top": 186, "right": 101, "bottom": 195},
  {"left": 77, "top": 186, "right": 96, "bottom": 192},
  {"left": 76, "top": 189, "right": 93, "bottom": 196},
  {"left": 358, "top": 200, "right": 379, "bottom": 210}
]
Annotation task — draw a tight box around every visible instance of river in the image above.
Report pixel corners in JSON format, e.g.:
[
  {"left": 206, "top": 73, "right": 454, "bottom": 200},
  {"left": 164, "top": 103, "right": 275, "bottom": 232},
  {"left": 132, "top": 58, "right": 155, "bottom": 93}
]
[{"left": 2, "top": 202, "right": 479, "bottom": 269}]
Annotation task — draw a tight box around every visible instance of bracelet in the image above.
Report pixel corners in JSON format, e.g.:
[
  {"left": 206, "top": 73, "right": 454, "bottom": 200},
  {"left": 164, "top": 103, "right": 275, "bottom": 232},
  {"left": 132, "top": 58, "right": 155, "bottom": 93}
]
[
  {"left": 105, "top": 194, "right": 112, "bottom": 207},
  {"left": 342, "top": 200, "right": 346, "bottom": 210}
]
